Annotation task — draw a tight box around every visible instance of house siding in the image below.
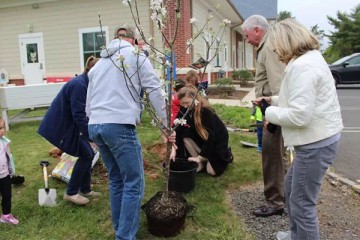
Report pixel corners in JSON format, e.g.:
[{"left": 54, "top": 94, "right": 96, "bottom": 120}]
[
  {"left": 0, "top": 0, "right": 240, "bottom": 84},
  {"left": 192, "top": 0, "right": 232, "bottom": 73},
  {"left": 0, "top": 0, "right": 151, "bottom": 80}
]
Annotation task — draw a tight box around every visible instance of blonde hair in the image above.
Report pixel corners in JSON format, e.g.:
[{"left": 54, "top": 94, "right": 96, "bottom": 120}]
[
  {"left": 185, "top": 70, "right": 200, "bottom": 86},
  {"left": 269, "top": 18, "right": 320, "bottom": 64},
  {"left": 84, "top": 56, "right": 98, "bottom": 73},
  {"left": 177, "top": 85, "right": 213, "bottom": 140}
]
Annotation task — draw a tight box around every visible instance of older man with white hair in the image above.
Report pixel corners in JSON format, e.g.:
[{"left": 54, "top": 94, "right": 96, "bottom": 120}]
[{"left": 242, "top": 15, "right": 287, "bottom": 218}]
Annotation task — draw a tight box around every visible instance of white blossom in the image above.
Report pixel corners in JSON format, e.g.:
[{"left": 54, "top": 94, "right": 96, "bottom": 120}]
[
  {"left": 186, "top": 38, "right": 193, "bottom": 46},
  {"left": 223, "top": 19, "right": 231, "bottom": 25},
  {"left": 150, "top": 0, "right": 163, "bottom": 11},
  {"left": 150, "top": 12, "right": 157, "bottom": 21},
  {"left": 190, "top": 17, "right": 197, "bottom": 24},
  {"left": 150, "top": 119, "right": 157, "bottom": 126},
  {"left": 149, "top": 53, "right": 156, "bottom": 60},
  {"left": 164, "top": 60, "right": 171, "bottom": 67},
  {"left": 118, "top": 54, "right": 125, "bottom": 62},
  {"left": 160, "top": 7, "right": 167, "bottom": 16},
  {"left": 148, "top": 36, "right": 154, "bottom": 42},
  {"left": 173, "top": 118, "right": 187, "bottom": 126},
  {"left": 132, "top": 46, "right": 140, "bottom": 55},
  {"left": 160, "top": 89, "right": 168, "bottom": 100},
  {"left": 199, "top": 89, "right": 207, "bottom": 97},
  {"left": 122, "top": 0, "right": 131, "bottom": 6}
]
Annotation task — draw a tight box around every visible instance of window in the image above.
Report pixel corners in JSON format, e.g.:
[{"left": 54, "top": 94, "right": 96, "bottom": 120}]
[
  {"left": 348, "top": 56, "right": 360, "bottom": 65},
  {"left": 224, "top": 45, "right": 228, "bottom": 63},
  {"left": 215, "top": 39, "right": 221, "bottom": 67},
  {"left": 79, "top": 27, "right": 109, "bottom": 71},
  {"left": 245, "top": 42, "right": 253, "bottom": 69},
  {"left": 232, "top": 48, "right": 236, "bottom": 68},
  {"left": 238, "top": 41, "right": 245, "bottom": 69}
]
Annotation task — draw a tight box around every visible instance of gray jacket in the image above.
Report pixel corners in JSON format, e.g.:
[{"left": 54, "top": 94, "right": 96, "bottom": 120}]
[{"left": 86, "top": 39, "right": 167, "bottom": 126}]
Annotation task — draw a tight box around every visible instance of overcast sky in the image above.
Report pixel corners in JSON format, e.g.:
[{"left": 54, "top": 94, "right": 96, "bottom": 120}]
[{"left": 278, "top": 0, "right": 359, "bottom": 48}]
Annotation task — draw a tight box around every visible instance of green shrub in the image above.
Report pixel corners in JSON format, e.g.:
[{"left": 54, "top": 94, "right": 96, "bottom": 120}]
[
  {"left": 215, "top": 77, "right": 233, "bottom": 86},
  {"left": 233, "top": 70, "right": 253, "bottom": 85}
]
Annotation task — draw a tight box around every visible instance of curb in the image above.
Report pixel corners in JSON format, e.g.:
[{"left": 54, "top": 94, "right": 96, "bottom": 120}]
[{"left": 326, "top": 171, "right": 360, "bottom": 194}]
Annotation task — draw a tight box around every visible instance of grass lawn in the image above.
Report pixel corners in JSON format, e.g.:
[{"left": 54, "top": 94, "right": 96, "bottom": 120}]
[{"left": 0, "top": 105, "right": 262, "bottom": 240}]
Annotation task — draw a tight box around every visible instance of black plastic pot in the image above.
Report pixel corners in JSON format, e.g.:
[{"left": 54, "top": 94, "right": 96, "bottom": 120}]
[
  {"left": 163, "top": 159, "right": 198, "bottom": 193},
  {"left": 142, "top": 191, "right": 188, "bottom": 238}
]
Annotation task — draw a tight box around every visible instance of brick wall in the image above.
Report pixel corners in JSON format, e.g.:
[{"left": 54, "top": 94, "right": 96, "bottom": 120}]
[{"left": 164, "top": 0, "right": 192, "bottom": 68}]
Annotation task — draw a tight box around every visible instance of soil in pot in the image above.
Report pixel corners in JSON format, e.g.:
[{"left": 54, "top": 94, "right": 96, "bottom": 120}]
[
  {"left": 163, "top": 159, "right": 198, "bottom": 193},
  {"left": 142, "top": 191, "right": 188, "bottom": 237}
]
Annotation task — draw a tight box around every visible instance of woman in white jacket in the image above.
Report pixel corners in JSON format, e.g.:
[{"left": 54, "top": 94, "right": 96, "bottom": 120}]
[{"left": 254, "top": 19, "right": 343, "bottom": 240}]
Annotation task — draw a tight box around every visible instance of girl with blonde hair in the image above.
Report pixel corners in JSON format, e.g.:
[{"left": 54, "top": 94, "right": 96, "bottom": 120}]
[{"left": 170, "top": 85, "right": 232, "bottom": 176}]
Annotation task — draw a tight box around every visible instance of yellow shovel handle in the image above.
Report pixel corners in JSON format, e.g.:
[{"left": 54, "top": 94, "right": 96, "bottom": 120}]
[{"left": 43, "top": 165, "right": 49, "bottom": 189}]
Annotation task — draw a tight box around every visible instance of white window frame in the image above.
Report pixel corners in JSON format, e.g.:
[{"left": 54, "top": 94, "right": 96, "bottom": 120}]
[
  {"left": 78, "top": 26, "right": 109, "bottom": 71},
  {"left": 203, "top": 32, "right": 211, "bottom": 64},
  {"left": 215, "top": 38, "right": 222, "bottom": 67}
]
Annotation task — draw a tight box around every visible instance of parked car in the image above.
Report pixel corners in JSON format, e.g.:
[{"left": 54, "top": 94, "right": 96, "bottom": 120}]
[{"left": 329, "top": 53, "right": 360, "bottom": 87}]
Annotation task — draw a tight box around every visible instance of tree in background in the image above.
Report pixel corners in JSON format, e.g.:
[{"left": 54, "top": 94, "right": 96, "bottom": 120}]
[
  {"left": 324, "top": 4, "right": 360, "bottom": 63},
  {"left": 277, "top": 10, "right": 295, "bottom": 21},
  {"left": 310, "top": 24, "right": 325, "bottom": 51}
]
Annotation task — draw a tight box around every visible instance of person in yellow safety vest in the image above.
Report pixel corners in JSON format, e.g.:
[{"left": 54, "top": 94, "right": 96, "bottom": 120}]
[{"left": 250, "top": 105, "right": 263, "bottom": 152}]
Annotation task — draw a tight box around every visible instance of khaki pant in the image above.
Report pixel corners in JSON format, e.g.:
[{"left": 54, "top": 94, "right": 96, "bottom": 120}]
[{"left": 262, "top": 126, "right": 287, "bottom": 209}]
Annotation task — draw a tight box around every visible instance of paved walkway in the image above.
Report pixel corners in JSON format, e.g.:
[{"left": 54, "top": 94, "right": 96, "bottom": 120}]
[{"left": 208, "top": 87, "right": 255, "bottom": 108}]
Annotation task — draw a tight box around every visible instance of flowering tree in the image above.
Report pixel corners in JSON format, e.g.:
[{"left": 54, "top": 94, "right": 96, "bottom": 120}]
[{"left": 102, "top": 0, "right": 231, "bottom": 198}]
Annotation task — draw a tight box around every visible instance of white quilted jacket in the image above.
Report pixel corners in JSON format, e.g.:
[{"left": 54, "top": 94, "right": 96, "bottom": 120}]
[{"left": 266, "top": 50, "right": 343, "bottom": 147}]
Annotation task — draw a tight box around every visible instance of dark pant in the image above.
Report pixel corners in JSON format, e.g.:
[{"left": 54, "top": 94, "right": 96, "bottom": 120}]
[
  {"left": 66, "top": 136, "right": 94, "bottom": 195},
  {"left": 256, "top": 120, "right": 263, "bottom": 148},
  {"left": 0, "top": 175, "right": 12, "bottom": 214},
  {"left": 262, "top": 126, "right": 286, "bottom": 209}
]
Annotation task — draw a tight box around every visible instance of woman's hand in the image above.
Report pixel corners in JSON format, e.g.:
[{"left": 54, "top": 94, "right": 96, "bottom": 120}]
[
  {"left": 188, "top": 156, "right": 201, "bottom": 163},
  {"left": 170, "top": 144, "right": 177, "bottom": 161},
  {"left": 252, "top": 96, "right": 271, "bottom": 106},
  {"left": 161, "top": 130, "right": 176, "bottom": 143}
]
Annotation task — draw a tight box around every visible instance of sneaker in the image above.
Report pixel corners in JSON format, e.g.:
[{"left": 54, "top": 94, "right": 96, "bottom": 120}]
[
  {"left": 276, "top": 231, "right": 291, "bottom": 240},
  {"left": 0, "top": 214, "right": 19, "bottom": 225},
  {"left": 257, "top": 146, "right": 262, "bottom": 152},
  {"left": 79, "top": 191, "right": 101, "bottom": 198},
  {"left": 63, "top": 193, "right": 89, "bottom": 205}
]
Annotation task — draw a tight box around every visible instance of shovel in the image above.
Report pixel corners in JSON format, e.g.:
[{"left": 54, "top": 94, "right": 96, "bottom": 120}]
[{"left": 38, "top": 161, "right": 57, "bottom": 206}]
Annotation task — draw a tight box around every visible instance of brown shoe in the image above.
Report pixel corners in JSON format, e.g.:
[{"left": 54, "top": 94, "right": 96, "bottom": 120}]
[
  {"left": 79, "top": 191, "right": 101, "bottom": 198},
  {"left": 63, "top": 193, "right": 89, "bottom": 205},
  {"left": 253, "top": 205, "right": 284, "bottom": 217}
]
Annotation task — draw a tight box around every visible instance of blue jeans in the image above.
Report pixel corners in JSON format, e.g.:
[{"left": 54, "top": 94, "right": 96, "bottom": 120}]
[
  {"left": 285, "top": 140, "right": 340, "bottom": 240},
  {"left": 89, "top": 124, "right": 144, "bottom": 240},
  {"left": 66, "top": 136, "right": 94, "bottom": 195}
]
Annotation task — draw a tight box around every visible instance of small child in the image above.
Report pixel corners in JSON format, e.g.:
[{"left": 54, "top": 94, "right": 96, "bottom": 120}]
[
  {"left": 171, "top": 79, "right": 186, "bottom": 125},
  {"left": 0, "top": 118, "right": 19, "bottom": 225},
  {"left": 250, "top": 105, "right": 263, "bottom": 152}
]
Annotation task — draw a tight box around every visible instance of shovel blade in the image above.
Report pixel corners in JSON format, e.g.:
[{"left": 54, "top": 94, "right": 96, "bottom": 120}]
[{"left": 38, "top": 189, "right": 57, "bottom": 206}]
